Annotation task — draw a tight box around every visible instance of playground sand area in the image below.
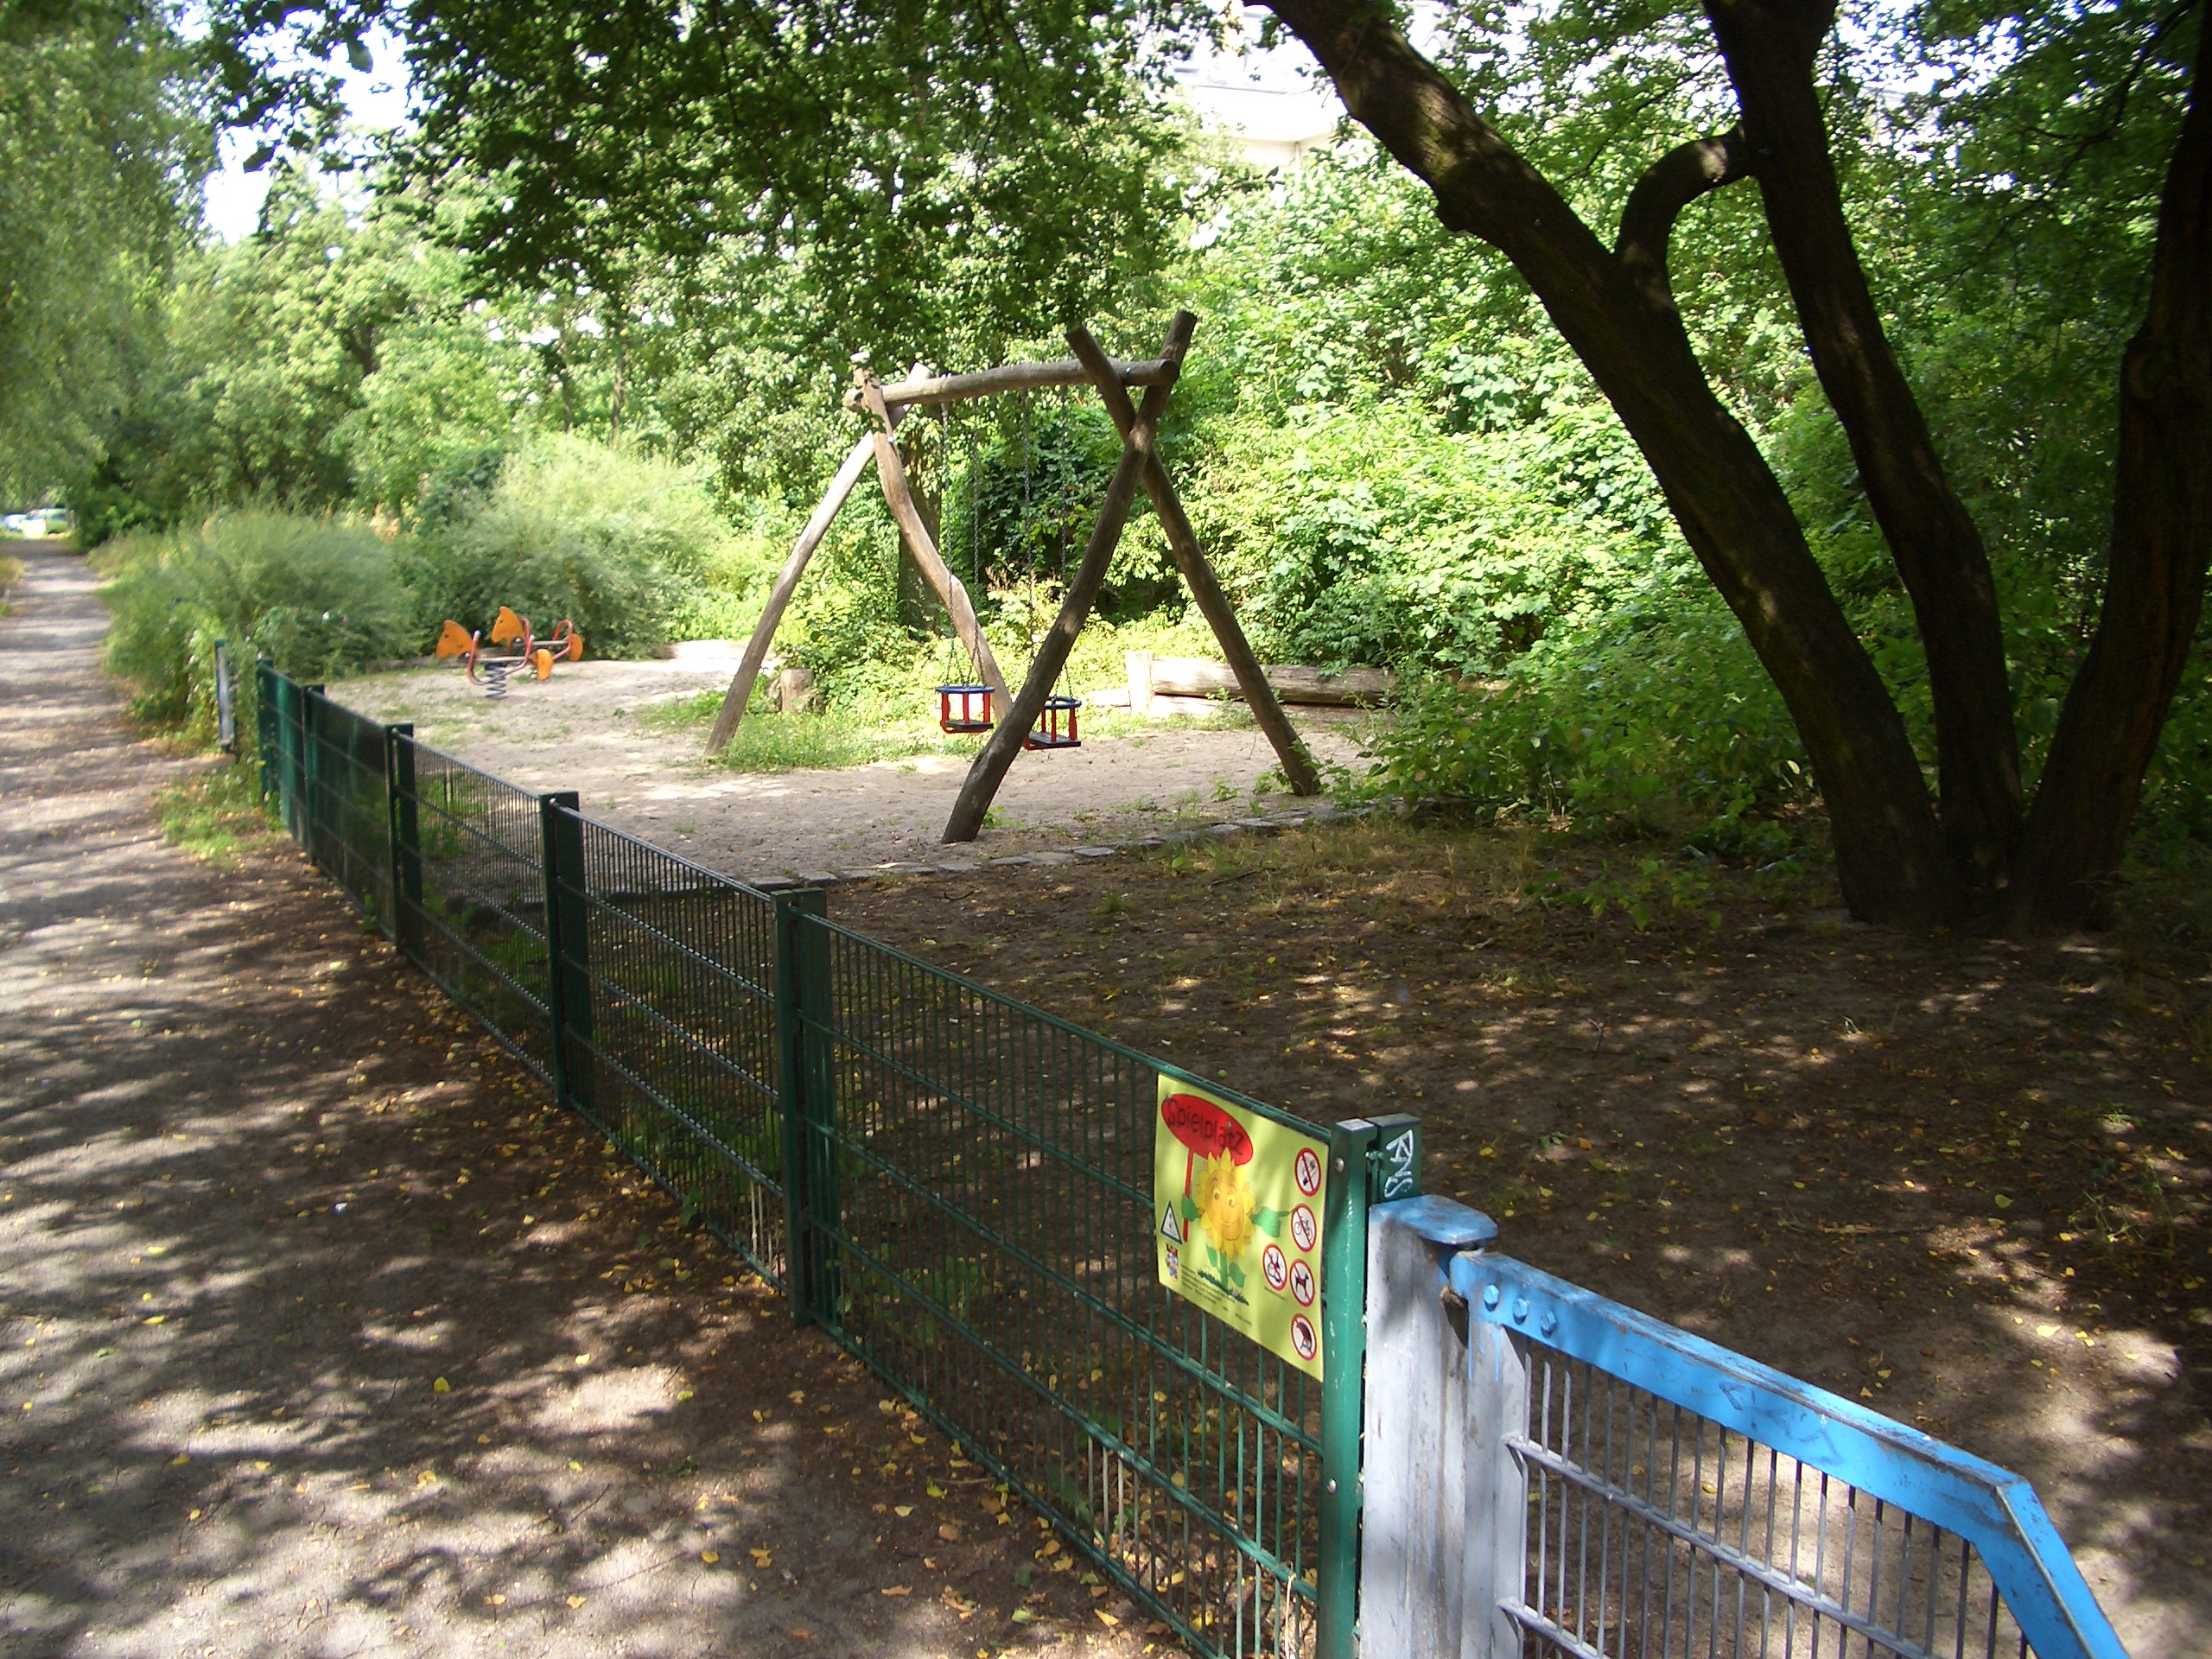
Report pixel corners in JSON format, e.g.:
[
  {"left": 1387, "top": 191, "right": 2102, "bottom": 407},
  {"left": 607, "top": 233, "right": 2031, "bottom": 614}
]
[
  {"left": 3, "top": 548, "right": 1168, "bottom": 1658},
  {"left": 329, "top": 646, "right": 1369, "bottom": 882},
  {"left": 830, "top": 826, "right": 2212, "bottom": 1656}
]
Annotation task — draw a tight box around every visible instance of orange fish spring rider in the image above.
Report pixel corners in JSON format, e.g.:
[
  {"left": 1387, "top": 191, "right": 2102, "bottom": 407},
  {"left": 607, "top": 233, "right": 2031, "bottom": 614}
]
[{"left": 435, "top": 609, "right": 583, "bottom": 698}]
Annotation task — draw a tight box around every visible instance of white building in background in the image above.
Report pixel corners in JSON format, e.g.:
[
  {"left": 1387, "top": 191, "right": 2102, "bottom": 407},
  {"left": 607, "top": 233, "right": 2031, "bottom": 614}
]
[{"left": 1172, "top": 27, "right": 1344, "bottom": 171}]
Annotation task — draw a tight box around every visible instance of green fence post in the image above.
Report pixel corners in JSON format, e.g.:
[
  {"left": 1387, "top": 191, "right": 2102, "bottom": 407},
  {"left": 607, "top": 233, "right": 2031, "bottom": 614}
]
[
  {"left": 773, "top": 887, "right": 836, "bottom": 1325},
  {"left": 538, "top": 791, "right": 594, "bottom": 1117},
  {"left": 301, "top": 687, "right": 324, "bottom": 866},
  {"left": 296, "top": 683, "right": 325, "bottom": 850},
  {"left": 1318, "top": 1116, "right": 1379, "bottom": 1659},
  {"left": 255, "top": 662, "right": 276, "bottom": 804},
  {"left": 386, "top": 725, "right": 423, "bottom": 963},
  {"left": 275, "top": 675, "right": 303, "bottom": 841}
]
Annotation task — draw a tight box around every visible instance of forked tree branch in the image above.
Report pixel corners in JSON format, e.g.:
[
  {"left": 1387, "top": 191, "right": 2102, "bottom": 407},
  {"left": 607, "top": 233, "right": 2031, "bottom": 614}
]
[{"left": 1616, "top": 127, "right": 1752, "bottom": 311}]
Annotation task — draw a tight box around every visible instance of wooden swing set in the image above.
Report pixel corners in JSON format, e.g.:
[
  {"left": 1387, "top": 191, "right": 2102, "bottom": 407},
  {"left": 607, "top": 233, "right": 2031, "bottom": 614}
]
[{"left": 703, "top": 310, "right": 1320, "bottom": 844}]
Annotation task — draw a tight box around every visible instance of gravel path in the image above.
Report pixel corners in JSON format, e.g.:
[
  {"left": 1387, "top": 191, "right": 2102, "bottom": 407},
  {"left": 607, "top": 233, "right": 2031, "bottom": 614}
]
[{"left": 0, "top": 546, "right": 1154, "bottom": 1658}]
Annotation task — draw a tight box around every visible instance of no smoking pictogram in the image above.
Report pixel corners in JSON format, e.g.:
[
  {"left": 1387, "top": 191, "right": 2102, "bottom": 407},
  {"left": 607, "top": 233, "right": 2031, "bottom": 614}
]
[
  {"left": 1294, "top": 1147, "right": 1323, "bottom": 1196},
  {"left": 1262, "top": 1244, "right": 1287, "bottom": 1293},
  {"left": 1290, "top": 1204, "right": 1318, "bottom": 1254}
]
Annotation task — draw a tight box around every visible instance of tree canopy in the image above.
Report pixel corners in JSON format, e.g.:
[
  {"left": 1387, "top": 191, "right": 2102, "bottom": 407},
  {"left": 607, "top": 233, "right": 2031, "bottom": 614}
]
[
  {"left": 103, "top": 0, "right": 2212, "bottom": 929},
  {"left": 0, "top": 0, "right": 206, "bottom": 500}
]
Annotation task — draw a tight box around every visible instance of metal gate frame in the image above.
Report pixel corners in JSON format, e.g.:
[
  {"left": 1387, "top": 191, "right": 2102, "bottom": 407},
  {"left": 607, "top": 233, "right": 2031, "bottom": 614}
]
[{"left": 1360, "top": 1198, "right": 2129, "bottom": 1659}]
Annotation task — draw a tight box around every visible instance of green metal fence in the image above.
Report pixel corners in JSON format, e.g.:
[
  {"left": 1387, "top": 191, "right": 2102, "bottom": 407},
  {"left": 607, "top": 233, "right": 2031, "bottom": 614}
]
[
  {"left": 254, "top": 666, "right": 1390, "bottom": 1659},
  {"left": 781, "top": 906, "right": 1364, "bottom": 1656},
  {"left": 549, "top": 804, "right": 789, "bottom": 1285}
]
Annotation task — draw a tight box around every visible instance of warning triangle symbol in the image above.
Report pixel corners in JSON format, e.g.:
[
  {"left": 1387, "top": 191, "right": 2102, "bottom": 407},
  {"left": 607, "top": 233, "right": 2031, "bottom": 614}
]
[{"left": 1160, "top": 1205, "right": 1185, "bottom": 1243}]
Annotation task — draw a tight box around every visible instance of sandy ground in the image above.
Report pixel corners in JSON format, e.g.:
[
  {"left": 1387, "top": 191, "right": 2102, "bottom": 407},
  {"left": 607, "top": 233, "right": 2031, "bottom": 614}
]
[
  {"left": 0, "top": 549, "right": 1160, "bottom": 1658},
  {"left": 327, "top": 650, "right": 1367, "bottom": 883}
]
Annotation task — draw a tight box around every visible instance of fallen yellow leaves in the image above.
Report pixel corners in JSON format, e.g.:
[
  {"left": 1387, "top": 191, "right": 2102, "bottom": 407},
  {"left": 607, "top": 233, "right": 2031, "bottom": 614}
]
[
  {"left": 702, "top": 1551, "right": 721, "bottom": 1565},
  {"left": 880, "top": 1585, "right": 913, "bottom": 1597},
  {"left": 433, "top": 1377, "right": 450, "bottom": 1393},
  {"left": 748, "top": 1547, "right": 772, "bottom": 1567}
]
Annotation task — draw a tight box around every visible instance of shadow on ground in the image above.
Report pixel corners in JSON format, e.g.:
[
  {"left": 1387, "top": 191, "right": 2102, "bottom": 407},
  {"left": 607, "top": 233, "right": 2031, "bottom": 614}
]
[{"left": 0, "top": 546, "right": 1153, "bottom": 1658}]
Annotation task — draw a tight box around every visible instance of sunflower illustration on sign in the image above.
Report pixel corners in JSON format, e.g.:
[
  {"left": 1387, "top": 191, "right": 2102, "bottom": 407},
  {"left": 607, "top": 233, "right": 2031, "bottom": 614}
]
[
  {"left": 1160, "top": 1090, "right": 1284, "bottom": 1301},
  {"left": 1154, "top": 1079, "right": 1332, "bottom": 1387}
]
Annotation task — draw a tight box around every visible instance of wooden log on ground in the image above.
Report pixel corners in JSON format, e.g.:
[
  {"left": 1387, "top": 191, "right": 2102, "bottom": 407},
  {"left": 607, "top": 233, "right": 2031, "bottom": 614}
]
[
  {"left": 1067, "top": 328, "right": 1324, "bottom": 796},
  {"left": 1141, "top": 657, "right": 1396, "bottom": 707},
  {"left": 706, "top": 428, "right": 886, "bottom": 753},
  {"left": 942, "top": 314, "right": 1196, "bottom": 844},
  {"left": 848, "top": 356, "right": 1176, "bottom": 410}
]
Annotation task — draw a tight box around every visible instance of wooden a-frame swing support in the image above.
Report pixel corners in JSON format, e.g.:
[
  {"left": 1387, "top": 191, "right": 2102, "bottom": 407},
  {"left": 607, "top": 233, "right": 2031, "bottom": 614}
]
[{"left": 703, "top": 309, "right": 1322, "bottom": 843}]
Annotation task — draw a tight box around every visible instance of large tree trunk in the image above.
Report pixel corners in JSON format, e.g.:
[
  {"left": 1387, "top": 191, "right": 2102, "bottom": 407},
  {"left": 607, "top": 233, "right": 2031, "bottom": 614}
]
[
  {"left": 1264, "top": 0, "right": 1958, "bottom": 923},
  {"left": 2012, "top": 12, "right": 2212, "bottom": 930},
  {"left": 1704, "top": 0, "right": 2024, "bottom": 907}
]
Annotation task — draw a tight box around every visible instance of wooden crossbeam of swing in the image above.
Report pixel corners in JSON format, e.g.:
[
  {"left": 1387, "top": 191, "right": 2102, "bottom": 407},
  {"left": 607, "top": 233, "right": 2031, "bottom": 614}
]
[
  {"left": 1065, "top": 331, "right": 1323, "bottom": 799},
  {"left": 941, "top": 312, "right": 1197, "bottom": 844},
  {"left": 849, "top": 355, "right": 1176, "bottom": 411}
]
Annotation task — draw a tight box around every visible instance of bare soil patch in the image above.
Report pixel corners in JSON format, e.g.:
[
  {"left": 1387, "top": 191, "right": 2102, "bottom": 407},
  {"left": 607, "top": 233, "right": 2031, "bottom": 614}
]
[
  {"left": 830, "top": 817, "right": 2212, "bottom": 1657},
  {"left": 1, "top": 548, "right": 1162, "bottom": 1658},
  {"left": 328, "top": 652, "right": 1365, "bottom": 880}
]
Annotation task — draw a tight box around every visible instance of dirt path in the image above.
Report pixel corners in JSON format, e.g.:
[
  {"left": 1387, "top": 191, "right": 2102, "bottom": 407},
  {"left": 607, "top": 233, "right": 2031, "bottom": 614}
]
[
  {"left": 328, "top": 654, "right": 1365, "bottom": 883},
  {"left": 0, "top": 547, "right": 1154, "bottom": 1658}
]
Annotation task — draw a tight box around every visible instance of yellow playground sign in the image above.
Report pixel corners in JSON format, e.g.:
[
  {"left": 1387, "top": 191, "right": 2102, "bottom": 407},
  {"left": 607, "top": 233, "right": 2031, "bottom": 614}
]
[{"left": 1153, "top": 1077, "right": 1330, "bottom": 1379}]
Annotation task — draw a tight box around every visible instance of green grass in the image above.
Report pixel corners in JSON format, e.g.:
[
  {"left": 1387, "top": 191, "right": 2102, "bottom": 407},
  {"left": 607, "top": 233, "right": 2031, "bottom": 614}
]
[
  {"left": 155, "top": 762, "right": 278, "bottom": 869},
  {"left": 644, "top": 690, "right": 984, "bottom": 772}
]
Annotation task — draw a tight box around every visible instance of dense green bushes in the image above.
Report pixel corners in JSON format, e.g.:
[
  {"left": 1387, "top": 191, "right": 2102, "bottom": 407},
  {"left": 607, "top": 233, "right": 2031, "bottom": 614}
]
[
  {"left": 1358, "top": 587, "right": 1820, "bottom": 859},
  {"left": 397, "top": 436, "right": 767, "bottom": 657},
  {"left": 100, "top": 438, "right": 775, "bottom": 734},
  {"left": 99, "top": 511, "right": 412, "bottom": 735},
  {"left": 1186, "top": 398, "right": 1669, "bottom": 675}
]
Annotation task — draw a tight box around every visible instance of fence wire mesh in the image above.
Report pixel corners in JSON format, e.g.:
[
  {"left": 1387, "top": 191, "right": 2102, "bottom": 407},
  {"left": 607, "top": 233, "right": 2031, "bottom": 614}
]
[
  {"left": 298, "top": 694, "right": 394, "bottom": 932},
  {"left": 1507, "top": 1346, "right": 2031, "bottom": 1659},
  {"left": 793, "top": 912, "right": 1326, "bottom": 1659},
  {"left": 251, "top": 669, "right": 1350, "bottom": 1659},
  {"left": 391, "top": 734, "right": 556, "bottom": 1086},
  {"left": 551, "top": 807, "right": 788, "bottom": 1287}
]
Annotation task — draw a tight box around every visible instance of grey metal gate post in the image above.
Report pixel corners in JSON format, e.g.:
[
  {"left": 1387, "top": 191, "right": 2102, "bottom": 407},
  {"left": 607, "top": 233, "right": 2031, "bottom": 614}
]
[
  {"left": 214, "top": 641, "right": 237, "bottom": 753},
  {"left": 1359, "top": 1196, "right": 1521, "bottom": 1659}
]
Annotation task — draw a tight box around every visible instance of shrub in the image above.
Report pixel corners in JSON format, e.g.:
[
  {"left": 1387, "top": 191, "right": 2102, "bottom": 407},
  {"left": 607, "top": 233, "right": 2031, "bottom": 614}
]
[
  {"left": 1185, "top": 397, "right": 1669, "bottom": 675},
  {"left": 99, "top": 510, "right": 412, "bottom": 736},
  {"left": 1358, "top": 586, "right": 1821, "bottom": 858},
  {"left": 404, "top": 435, "right": 751, "bottom": 657}
]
